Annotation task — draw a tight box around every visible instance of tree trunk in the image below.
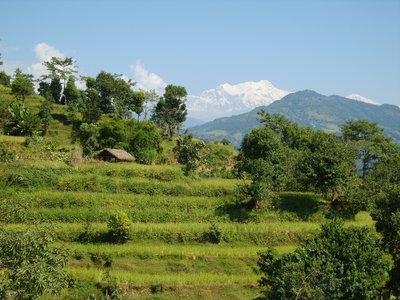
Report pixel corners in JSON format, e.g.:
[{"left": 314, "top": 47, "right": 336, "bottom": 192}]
[{"left": 331, "top": 190, "right": 340, "bottom": 206}]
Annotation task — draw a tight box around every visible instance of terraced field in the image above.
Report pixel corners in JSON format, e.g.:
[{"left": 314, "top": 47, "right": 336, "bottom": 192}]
[{"left": 0, "top": 161, "right": 374, "bottom": 299}]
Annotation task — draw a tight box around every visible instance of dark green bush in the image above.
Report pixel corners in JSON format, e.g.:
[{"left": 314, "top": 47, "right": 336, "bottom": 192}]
[{"left": 203, "top": 223, "right": 225, "bottom": 244}]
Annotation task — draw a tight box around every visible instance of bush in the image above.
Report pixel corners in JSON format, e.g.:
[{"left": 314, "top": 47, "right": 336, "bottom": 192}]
[
  {"left": 0, "top": 226, "right": 74, "bottom": 299},
  {"left": 107, "top": 211, "right": 131, "bottom": 243},
  {"left": 173, "top": 134, "right": 205, "bottom": 175},
  {"left": 199, "top": 142, "right": 236, "bottom": 177},
  {"left": 78, "top": 220, "right": 97, "bottom": 243},
  {"left": 258, "top": 220, "right": 389, "bottom": 299},
  {"left": 0, "top": 143, "right": 16, "bottom": 162},
  {"left": 203, "top": 223, "right": 225, "bottom": 244},
  {"left": 3, "top": 102, "right": 42, "bottom": 136}
]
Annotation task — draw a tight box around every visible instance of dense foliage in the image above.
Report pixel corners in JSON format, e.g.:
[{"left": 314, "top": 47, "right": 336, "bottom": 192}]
[
  {"left": 152, "top": 84, "right": 187, "bottom": 139},
  {"left": 78, "top": 115, "right": 163, "bottom": 163},
  {"left": 258, "top": 220, "right": 389, "bottom": 299},
  {"left": 0, "top": 226, "right": 73, "bottom": 299}
]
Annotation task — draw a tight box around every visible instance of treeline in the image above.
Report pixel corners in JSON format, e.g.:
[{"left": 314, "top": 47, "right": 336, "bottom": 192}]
[{"left": 0, "top": 56, "right": 190, "bottom": 164}]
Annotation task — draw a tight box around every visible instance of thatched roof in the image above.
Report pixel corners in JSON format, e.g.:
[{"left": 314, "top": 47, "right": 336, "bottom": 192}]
[{"left": 94, "top": 148, "right": 134, "bottom": 162}]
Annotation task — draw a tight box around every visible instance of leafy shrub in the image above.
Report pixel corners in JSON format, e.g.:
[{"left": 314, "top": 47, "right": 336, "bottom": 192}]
[
  {"left": 96, "top": 271, "right": 122, "bottom": 299},
  {"left": 3, "top": 102, "right": 41, "bottom": 136},
  {"left": 107, "top": 211, "right": 131, "bottom": 243},
  {"left": 78, "top": 220, "right": 97, "bottom": 243},
  {"left": 258, "top": 220, "right": 389, "bottom": 299},
  {"left": 173, "top": 134, "right": 205, "bottom": 175},
  {"left": 0, "top": 226, "right": 74, "bottom": 299},
  {"left": 89, "top": 252, "right": 113, "bottom": 268},
  {"left": 203, "top": 223, "right": 225, "bottom": 244},
  {"left": 199, "top": 142, "right": 236, "bottom": 177},
  {"left": 0, "top": 143, "right": 16, "bottom": 162}
]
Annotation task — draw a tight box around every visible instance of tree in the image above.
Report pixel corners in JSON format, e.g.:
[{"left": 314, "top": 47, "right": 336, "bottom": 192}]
[
  {"left": 371, "top": 186, "right": 400, "bottom": 296},
  {"left": 38, "top": 95, "right": 53, "bottom": 135},
  {"left": 127, "top": 121, "right": 163, "bottom": 164},
  {"left": 49, "top": 78, "right": 62, "bottom": 103},
  {"left": 81, "top": 83, "right": 103, "bottom": 123},
  {"left": 173, "top": 134, "right": 205, "bottom": 175},
  {"left": 63, "top": 76, "right": 80, "bottom": 105},
  {"left": 0, "top": 52, "right": 3, "bottom": 66},
  {"left": 152, "top": 84, "right": 187, "bottom": 139},
  {"left": 341, "top": 120, "right": 394, "bottom": 177},
  {"left": 258, "top": 220, "right": 389, "bottom": 299},
  {"left": 0, "top": 71, "right": 10, "bottom": 86},
  {"left": 0, "top": 226, "right": 73, "bottom": 299},
  {"left": 367, "top": 152, "right": 400, "bottom": 296},
  {"left": 42, "top": 57, "right": 78, "bottom": 104},
  {"left": 258, "top": 110, "right": 313, "bottom": 150},
  {"left": 11, "top": 69, "right": 34, "bottom": 101},
  {"left": 94, "top": 71, "right": 116, "bottom": 114},
  {"left": 78, "top": 122, "right": 100, "bottom": 156},
  {"left": 38, "top": 81, "right": 51, "bottom": 98},
  {"left": 300, "top": 131, "right": 356, "bottom": 204},
  {"left": 142, "top": 89, "right": 159, "bottom": 120}
]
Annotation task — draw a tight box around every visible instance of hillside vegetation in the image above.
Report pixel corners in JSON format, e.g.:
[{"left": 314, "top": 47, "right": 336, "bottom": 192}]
[
  {"left": 0, "top": 64, "right": 399, "bottom": 299},
  {"left": 0, "top": 159, "right": 375, "bottom": 299}
]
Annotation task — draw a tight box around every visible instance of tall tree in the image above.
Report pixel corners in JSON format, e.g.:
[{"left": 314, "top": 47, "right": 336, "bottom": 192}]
[
  {"left": 38, "top": 80, "right": 51, "bottom": 98},
  {"left": 300, "top": 130, "right": 356, "bottom": 204},
  {"left": 341, "top": 120, "right": 394, "bottom": 177},
  {"left": 11, "top": 69, "right": 34, "bottom": 101},
  {"left": 64, "top": 76, "right": 80, "bottom": 105},
  {"left": 42, "top": 57, "right": 78, "bottom": 104},
  {"left": 152, "top": 84, "right": 187, "bottom": 139},
  {"left": 49, "top": 78, "right": 62, "bottom": 103},
  {"left": 143, "top": 89, "right": 159, "bottom": 120}
]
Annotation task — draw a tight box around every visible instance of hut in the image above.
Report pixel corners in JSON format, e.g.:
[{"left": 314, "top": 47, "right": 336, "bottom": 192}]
[{"left": 94, "top": 148, "right": 134, "bottom": 162}]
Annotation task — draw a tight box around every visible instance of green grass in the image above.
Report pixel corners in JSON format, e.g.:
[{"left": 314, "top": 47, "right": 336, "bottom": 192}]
[
  {"left": 75, "top": 162, "right": 184, "bottom": 181},
  {"left": 68, "top": 268, "right": 259, "bottom": 286},
  {"left": 57, "top": 174, "right": 239, "bottom": 196},
  {"left": 3, "top": 217, "right": 373, "bottom": 245},
  {"left": 62, "top": 242, "right": 296, "bottom": 258}
]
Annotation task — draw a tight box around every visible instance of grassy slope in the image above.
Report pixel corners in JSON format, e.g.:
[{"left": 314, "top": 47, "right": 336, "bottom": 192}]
[
  {"left": 0, "top": 87, "right": 375, "bottom": 299},
  {"left": 0, "top": 160, "right": 374, "bottom": 299}
]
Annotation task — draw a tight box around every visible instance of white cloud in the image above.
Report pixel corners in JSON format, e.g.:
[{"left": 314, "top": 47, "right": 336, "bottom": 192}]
[
  {"left": 26, "top": 42, "right": 65, "bottom": 78},
  {"left": 130, "top": 61, "right": 166, "bottom": 94}
]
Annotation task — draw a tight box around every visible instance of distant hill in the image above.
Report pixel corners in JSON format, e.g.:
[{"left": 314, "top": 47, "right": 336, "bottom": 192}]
[{"left": 189, "top": 90, "right": 400, "bottom": 148}]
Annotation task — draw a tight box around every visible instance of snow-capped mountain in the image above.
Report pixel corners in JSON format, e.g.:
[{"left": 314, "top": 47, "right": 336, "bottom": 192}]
[
  {"left": 187, "top": 80, "right": 289, "bottom": 121},
  {"left": 346, "top": 94, "right": 380, "bottom": 105}
]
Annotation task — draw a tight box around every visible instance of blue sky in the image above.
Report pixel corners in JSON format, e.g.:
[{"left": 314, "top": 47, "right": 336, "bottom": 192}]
[{"left": 1, "top": 0, "right": 399, "bottom": 105}]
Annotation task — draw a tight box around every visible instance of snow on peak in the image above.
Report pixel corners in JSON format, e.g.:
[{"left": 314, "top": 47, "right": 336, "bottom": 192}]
[
  {"left": 346, "top": 94, "right": 380, "bottom": 105},
  {"left": 187, "top": 80, "right": 289, "bottom": 121}
]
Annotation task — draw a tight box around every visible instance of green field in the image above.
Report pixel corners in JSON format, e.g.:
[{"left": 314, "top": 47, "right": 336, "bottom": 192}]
[{"left": 0, "top": 159, "right": 374, "bottom": 299}]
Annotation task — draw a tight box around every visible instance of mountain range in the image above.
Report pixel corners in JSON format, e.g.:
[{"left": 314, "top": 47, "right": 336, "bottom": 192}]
[
  {"left": 186, "top": 80, "right": 289, "bottom": 121},
  {"left": 188, "top": 90, "right": 400, "bottom": 148},
  {"left": 186, "top": 80, "right": 382, "bottom": 122}
]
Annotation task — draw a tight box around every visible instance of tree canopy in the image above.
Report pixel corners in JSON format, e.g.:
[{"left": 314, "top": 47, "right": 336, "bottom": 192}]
[{"left": 152, "top": 84, "right": 187, "bottom": 139}]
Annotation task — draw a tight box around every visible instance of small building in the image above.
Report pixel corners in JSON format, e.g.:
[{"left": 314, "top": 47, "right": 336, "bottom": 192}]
[{"left": 94, "top": 148, "right": 134, "bottom": 162}]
